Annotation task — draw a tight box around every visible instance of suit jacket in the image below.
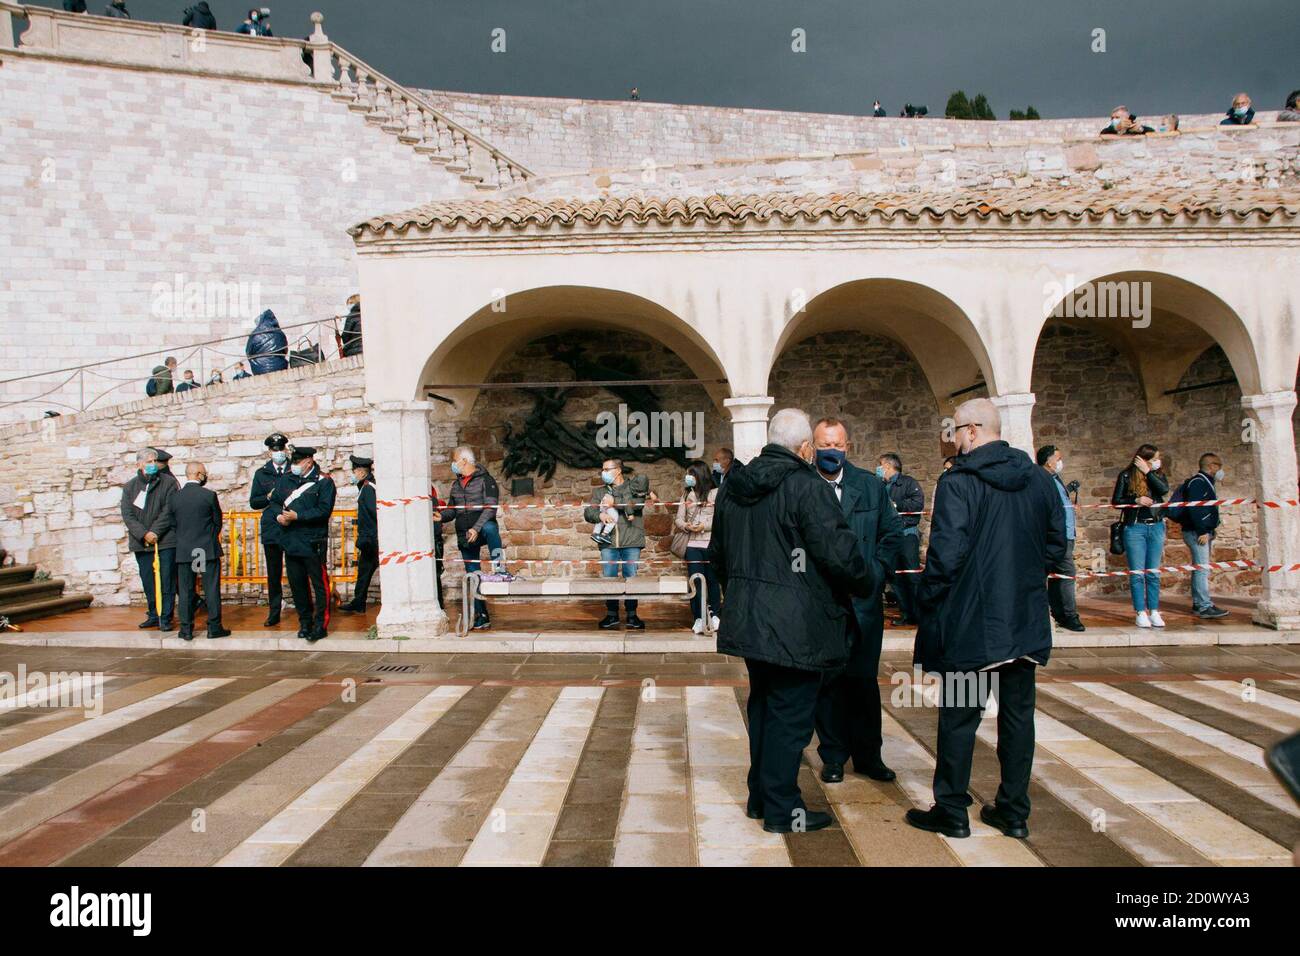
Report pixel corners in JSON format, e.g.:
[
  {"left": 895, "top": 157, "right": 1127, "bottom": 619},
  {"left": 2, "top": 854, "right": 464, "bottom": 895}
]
[
  {"left": 249, "top": 459, "right": 291, "bottom": 544},
  {"left": 832, "top": 461, "right": 904, "bottom": 632},
  {"left": 168, "top": 482, "right": 224, "bottom": 565},
  {"left": 276, "top": 466, "right": 337, "bottom": 557},
  {"left": 356, "top": 480, "right": 377, "bottom": 546}
]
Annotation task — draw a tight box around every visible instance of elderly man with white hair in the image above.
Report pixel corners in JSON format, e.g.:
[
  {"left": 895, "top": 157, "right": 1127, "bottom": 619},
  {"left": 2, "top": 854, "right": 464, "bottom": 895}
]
[
  {"left": 119, "top": 446, "right": 180, "bottom": 631},
  {"left": 708, "top": 408, "right": 875, "bottom": 834},
  {"left": 906, "top": 397, "right": 1067, "bottom": 841}
]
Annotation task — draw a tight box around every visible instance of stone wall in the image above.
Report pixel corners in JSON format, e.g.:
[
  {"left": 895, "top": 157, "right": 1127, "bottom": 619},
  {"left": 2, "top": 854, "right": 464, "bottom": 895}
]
[
  {"left": 0, "top": 53, "right": 472, "bottom": 422},
  {"left": 419, "top": 88, "right": 1282, "bottom": 177}
]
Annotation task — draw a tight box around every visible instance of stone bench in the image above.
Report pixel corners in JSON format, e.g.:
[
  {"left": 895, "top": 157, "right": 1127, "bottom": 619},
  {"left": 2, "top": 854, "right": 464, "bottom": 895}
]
[{"left": 461, "top": 572, "right": 711, "bottom": 636}]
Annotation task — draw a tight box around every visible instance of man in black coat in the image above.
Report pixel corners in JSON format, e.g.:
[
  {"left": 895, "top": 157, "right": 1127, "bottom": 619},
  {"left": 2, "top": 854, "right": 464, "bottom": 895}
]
[
  {"left": 120, "top": 447, "right": 178, "bottom": 631},
  {"left": 340, "top": 454, "right": 378, "bottom": 612},
  {"left": 274, "top": 446, "right": 337, "bottom": 642},
  {"left": 708, "top": 408, "right": 874, "bottom": 834},
  {"left": 182, "top": 2, "right": 216, "bottom": 29},
  {"left": 878, "top": 452, "right": 924, "bottom": 625},
  {"left": 249, "top": 432, "right": 292, "bottom": 626},
  {"left": 168, "top": 462, "right": 230, "bottom": 641},
  {"left": 906, "top": 398, "right": 1067, "bottom": 840},
  {"left": 810, "top": 418, "right": 903, "bottom": 784}
]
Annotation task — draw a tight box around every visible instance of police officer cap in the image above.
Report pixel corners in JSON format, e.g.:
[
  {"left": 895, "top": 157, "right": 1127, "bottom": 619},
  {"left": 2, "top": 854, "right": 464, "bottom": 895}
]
[
  {"left": 349, "top": 455, "right": 374, "bottom": 470},
  {"left": 290, "top": 446, "right": 316, "bottom": 463},
  {"left": 264, "top": 433, "right": 290, "bottom": 450},
  {"left": 150, "top": 447, "right": 173, "bottom": 462}
]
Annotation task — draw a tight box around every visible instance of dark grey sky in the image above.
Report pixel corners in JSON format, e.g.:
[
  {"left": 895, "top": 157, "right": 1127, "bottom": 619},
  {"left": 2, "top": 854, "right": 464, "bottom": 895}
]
[{"left": 28, "top": 0, "right": 1300, "bottom": 117}]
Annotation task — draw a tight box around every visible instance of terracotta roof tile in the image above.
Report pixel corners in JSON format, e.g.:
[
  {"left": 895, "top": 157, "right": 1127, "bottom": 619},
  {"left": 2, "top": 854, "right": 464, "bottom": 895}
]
[{"left": 351, "top": 187, "right": 1300, "bottom": 238}]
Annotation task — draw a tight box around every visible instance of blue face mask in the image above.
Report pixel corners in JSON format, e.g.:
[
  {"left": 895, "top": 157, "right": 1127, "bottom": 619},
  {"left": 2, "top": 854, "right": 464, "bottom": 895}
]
[
  {"left": 291, "top": 463, "right": 304, "bottom": 477},
  {"left": 271, "top": 451, "right": 287, "bottom": 465},
  {"left": 1234, "top": 106, "right": 1249, "bottom": 116},
  {"left": 875, "top": 465, "right": 886, "bottom": 480},
  {"left": 601, "top": 470, "right": 615, "bottom": 485},
  {"left": 450, "top": 461, "right": 461, "bottom": 477},
  {"left": 711, "top": 462, "right": 723, "bottom": 475},
  {"left": 143, "top": 463, "right": 158, "bottom": 477},
  {"left": 815, "top": 448, "right": 846, "bottom": 474},
  {"left": 684, "top": 475, "right": 696, "bottom": 489}
]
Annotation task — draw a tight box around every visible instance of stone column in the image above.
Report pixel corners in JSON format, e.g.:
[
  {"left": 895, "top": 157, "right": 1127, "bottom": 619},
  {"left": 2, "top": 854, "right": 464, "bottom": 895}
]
[
  {"left": 307, "top": 12, "right": 332, "bottom": 84},
  {"left": 1241, "top": 390, "right": 1300, "bottom": 629},
  {"left": 0, "top": 7, "right": 13, "bottom": 51},
  {"left": 991, "top": 392, "right": 1036, "bottom": 455},
  {"left": 372, "top": 401, "right": 447, "bottom": 638},
  {"left": 724, "top": 396, "right": 774, "bottom": 463}
]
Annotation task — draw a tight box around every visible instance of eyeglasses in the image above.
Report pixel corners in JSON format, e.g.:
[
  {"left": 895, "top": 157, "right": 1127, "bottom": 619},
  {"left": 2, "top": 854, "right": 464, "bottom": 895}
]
[{"left": 954, "top": 422, "right": 983, "bottom": 430}]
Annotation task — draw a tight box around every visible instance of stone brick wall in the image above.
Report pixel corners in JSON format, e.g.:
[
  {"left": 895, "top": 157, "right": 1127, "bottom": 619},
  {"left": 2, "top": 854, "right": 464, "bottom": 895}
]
[
  {"left": 419, "top": 89, "right": 1283, "bottom": 177},
  {"left": 0, "top": 54, "right": 472, "bottom": 422}
]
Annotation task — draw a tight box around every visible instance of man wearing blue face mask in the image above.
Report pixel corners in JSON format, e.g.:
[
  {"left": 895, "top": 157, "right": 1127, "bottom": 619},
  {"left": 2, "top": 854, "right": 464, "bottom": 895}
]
[
  {"left": 1220, "top": 93, "right": 1255, "bottom": 126},
  {"left": 583, "top": 457, "right": 651, "bottom": 630},
  {"left": 120, "top": 447, "right": 179, "bottom": 631},
  {"left": 877, "top": 453, "right": 925, "bottom": 626},
  {"left": 811, "top": 418, "right": 903, "bottom": 784},
  {"left": 275, "top": 446, "right": 337, "bottom": 642},
  {"left": 249, "top": 432, "right": 292, "bottom": 627}
]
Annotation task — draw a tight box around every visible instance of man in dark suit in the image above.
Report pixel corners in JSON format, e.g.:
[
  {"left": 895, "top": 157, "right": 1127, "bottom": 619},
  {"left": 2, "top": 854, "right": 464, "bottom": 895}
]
[
  {"left": 906, "top": 398, "right": 1067, "bottom": 840},
  {"left": 274, "top": 446, "right": 337, "bottom": 642},
  {"left": 249, "top": 432, "right": 292, "bottom": 626},
  {"left": 708, "top": 408, "right": 875, "bottom": 834},
  {"left": 811, "top": 418, "right": 903, "bottom": 783},
  {"left": 168, "top": 462, "right": 230, "bottom": 641},
  {"left": 340, "top": 454, "right": 378, "bottom": 612},
  {"left": 877, "top": 452, "right": 925, "bottom": 626}
]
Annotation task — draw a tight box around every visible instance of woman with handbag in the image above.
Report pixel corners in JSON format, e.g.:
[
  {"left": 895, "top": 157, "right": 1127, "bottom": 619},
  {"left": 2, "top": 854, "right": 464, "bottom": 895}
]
[
  {"left": 1111, "top": 443, "right": 1170, "bottom": 627},
  {"left": 674, "top": 461, "right": 720, "bottom": 635}
]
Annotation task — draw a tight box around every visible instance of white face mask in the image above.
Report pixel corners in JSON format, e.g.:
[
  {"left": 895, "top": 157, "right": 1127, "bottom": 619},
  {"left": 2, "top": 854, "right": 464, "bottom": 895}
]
[
  {"left": 1054, "top": 459, "right": 1064, "bottom": 473},
  {"left": 1214, "top": 468, "right": 1225, "bottom": 482},
  {"left": 1150, "top": 459, "right": 1162, "bottom": 471}
]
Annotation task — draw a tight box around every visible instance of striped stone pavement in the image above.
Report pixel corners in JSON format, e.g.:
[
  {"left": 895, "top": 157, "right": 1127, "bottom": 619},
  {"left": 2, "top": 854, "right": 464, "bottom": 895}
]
[{"left": 0, "top": 648, "right": 1295, "bottom": 866}]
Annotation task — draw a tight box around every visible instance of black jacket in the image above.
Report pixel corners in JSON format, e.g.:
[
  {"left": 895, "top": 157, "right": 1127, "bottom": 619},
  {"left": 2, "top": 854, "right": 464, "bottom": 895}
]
[
  {"left": 168, "top": 482, "right": 223, "bottom": 565},
  {"left": 274, "top": 466, "right": 337, "bottom": 557},
  {"left": 1111, "top": 466, "right": 1170, "bottom": 525},
  {"left": 832, "top": 461, "right": 904, "bottom": 631},
  {"left": 915, "top": 441, "right": 1067, "bottom": 673},
  {"left": 441, "top": 466, "right": 499, "bottom": 540},
  {"left": 356, "top": 479, "right": 377, "bottom": 546},
  {"left": 708, "top": 444, "right": 874, "bottom": 672},
  {"left": 120, "top": 470, "right": 179, "bottom": 552},
  {"left": 182, "top": 3, "right": 216, "bottom": 29},
  {"left": 1221, "top": 107, "right": 1256, "bottom": 125},
  {"left": 249, "top": 459, "right": 292, "bottom": 545},
  {"left": 104, "top": 2, "right": 130, "bottom": 17},
  {"left": 886, "top": 472, "right": 925, "bottom": 529},
  {"left": 341, "top": 304, "right": 363, "bottom": 357},
  {"left": 1179, "top": 472, "right": 1221, "bottom": 535}
]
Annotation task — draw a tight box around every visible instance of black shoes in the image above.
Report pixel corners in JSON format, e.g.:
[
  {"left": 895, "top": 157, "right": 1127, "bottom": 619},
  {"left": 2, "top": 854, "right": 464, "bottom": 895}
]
[
  {"left": 306, "top": 628, "right": 327, "bottom": 643},
  {"left": 159, "top": 619, "right": 174, "bottom": 633},
  {"left": 471, "top": 614, "right": 491, "bottom": 631},
  {"left": 764, "top": 809, "right": 833, "bottom": 834},
  {"left": 820, "top": 763, "right": 845, "bottom": 783},
  {"left": 1055, "top": 616, "right": 1087, "bottom": 632},
  {"left": 207, "top": 626, "right": 231, "bottom": 639},
  {"left": 1195, "top": 605, "right": 1230, "bottom": 619},
  {"left": 598, "top": 614, "right": 620, "bottom": 629},
  {"left": 891, "top": 616, "right": 918, "bottom": 627},
  {"left": 338, "top": 603, "right": 365, "bottom": 614},
  {"left": 625, "top": 615, "right": 646, "bottom": 630},
  {"left": 297, "top": 625, "right": 310, "bottom": 639},
  {"left": 263, "top": 611, "right": 280, "bottom": 627},
  {"left": 905, "top": 806, "right": 971, "bottom": 839},
  {"left": 980, "top": 803, "right": 1029, "bottom": 839},
  {"left": 138, "top": 617, "right": 159, "bottom": 630},
  {"left": 177, "top": 627, "right": 194, "bottom": 642},
  {"left": 854, "top": 759, "right": 897, "bottom": 782},
  {"left": 745, "top": 804, "right": 763, "bottom": 820}
]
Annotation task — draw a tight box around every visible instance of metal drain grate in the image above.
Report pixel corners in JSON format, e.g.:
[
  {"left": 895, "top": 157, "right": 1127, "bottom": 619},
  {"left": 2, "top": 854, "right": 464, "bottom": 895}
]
[{"left": 365, "top": 663, "right": 420, "bottom": 674}]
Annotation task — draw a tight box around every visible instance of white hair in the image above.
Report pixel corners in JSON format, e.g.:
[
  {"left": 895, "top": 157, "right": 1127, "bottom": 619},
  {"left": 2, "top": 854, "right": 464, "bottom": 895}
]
[
  {"left": 136, "top": 448, "right": 157, "bottom": 463},
  {"left": 453, "top": 445, "right": 476, "bottom": 464},
  {"left": 954, "top": 397, "right": 1001, "bottom": 437},
  {"left": 767, "top": 408, "right": 813, "bottom": 453}
]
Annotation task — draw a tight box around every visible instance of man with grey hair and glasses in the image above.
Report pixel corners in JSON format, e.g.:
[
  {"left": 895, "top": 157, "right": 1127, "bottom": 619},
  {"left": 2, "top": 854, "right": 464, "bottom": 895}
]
[
  {"left": 709, "top": 408, "right": 874, "bottom": 834},
  {"left": 120, "top": 447, "right": 180, "bottom": 631},
  {"left": 906, "top": 398, "right": 1067, "bottom": 841}
]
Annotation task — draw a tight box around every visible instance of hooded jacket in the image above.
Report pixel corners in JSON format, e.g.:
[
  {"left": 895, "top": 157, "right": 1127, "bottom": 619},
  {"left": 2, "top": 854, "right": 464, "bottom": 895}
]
[
  {"left": 246, "top": 309, "right": 289, "bottom": 375},
  {"left": 914, "top": 440, "right": 1067, "bottom": 673},
  {"left": 707, "top": 444, "right": 873, "bottom": 671}
]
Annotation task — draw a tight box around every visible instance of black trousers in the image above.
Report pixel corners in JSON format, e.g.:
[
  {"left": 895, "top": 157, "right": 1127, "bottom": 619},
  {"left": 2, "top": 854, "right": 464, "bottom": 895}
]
[
  {"left": 135, "top": 548, "right": 176, "bottom": 623},
  {"left": 285, "top": 542, "right": 330, "bottom": 632},
  {"left": 351, "top": 540, "right": 379, "bottom": 609},
  {"left": 814, "top": 615, "right": 885, "bottom": 768},
  {"left": 177, "top": 559, "right": 222, "bottom": 632},
  {"left": 892, "top": 532, "right": 921, "bottom": 621},
  {"left": 1047, "top": 539, "right": 1079, "bottom": 622},
  {"left": 744, "top": 658, "right": 823, "bottom": 826},
  {"left": 932, "top": 658, "right": 1037, "bottom": 822},
  {"left": 263, "top": 540, "right": 285, "bottom": 613}
]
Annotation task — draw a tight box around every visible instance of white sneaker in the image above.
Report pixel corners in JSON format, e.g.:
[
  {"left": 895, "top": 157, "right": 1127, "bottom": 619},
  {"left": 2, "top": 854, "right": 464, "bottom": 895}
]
[
  {"left": 1148, "top": 610, "right": 1165, "bottom": 628},
  {"left": 710, "top": 614, "right": 720, "bottom": 632},
  {"left": 692, "top": 618, "right": 705, "bottom": 635},
  {"left": 1135, "top": 611, "right": 1152, "bottom": 628}
]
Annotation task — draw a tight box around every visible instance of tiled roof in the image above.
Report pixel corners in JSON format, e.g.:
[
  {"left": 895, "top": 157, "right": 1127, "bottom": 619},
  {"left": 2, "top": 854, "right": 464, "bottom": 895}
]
[{"left": 351, "top": 188, "right": 1300, "bottom": 237}]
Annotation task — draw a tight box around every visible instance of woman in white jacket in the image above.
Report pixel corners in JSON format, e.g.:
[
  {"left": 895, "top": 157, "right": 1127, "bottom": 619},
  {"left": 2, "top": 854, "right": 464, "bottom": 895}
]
[{"left": 675, "top": 461, "right": 720, "bottom": 634}]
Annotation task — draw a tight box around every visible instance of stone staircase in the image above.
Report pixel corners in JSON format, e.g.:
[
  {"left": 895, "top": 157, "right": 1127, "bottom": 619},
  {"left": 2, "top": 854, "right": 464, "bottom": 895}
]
[{"left": 0, "top": 564, "right": 92, "bottom": 627}]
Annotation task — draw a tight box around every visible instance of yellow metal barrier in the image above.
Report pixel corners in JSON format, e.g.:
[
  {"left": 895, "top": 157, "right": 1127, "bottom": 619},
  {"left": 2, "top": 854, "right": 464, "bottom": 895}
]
[{"left": 222, "top": 510, "right": 358, "bottom": 585}]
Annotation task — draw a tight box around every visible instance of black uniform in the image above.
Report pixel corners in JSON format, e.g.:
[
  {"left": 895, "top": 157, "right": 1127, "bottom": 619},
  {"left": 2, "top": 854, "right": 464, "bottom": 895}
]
[
  {"left": 275, "top": 460, "right": 337, "bottom": 637},
  {"left": 168, "top": 481, "right": 224, "bottom": 636},
  {"left": 346, "top": 476, "right": 379, "bottom": 611},
  {"left": 250, "top": 458, "right": 291, "bottom": 620}
]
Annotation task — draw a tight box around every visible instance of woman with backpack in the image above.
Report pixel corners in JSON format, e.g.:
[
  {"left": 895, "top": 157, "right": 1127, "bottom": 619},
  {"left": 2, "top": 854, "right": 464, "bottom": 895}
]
[
  {"left": 673, "top": 461, "right": 719, "bottom": 634},
  {"left": 1111, "top": 443, "right": 1170, "bottom": 627}
]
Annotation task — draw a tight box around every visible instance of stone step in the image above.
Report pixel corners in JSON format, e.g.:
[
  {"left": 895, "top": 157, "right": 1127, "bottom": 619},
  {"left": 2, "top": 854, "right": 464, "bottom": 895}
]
[
  {"left": 0, "top": 593, "right": 93, "bottom": 625},
  {"left": 0, "top": 564, "right": 37, "bottom": 585},
  {"left": 0, "top": 578, "right": 67, "bottom": 606}
]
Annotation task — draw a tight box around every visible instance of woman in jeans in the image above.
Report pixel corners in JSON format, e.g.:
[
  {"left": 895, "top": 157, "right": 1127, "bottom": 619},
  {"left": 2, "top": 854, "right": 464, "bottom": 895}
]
[
  {"left": 675, "top": 461, "right": 720, "bottom": 634},
  {"left": 1111, "top": 443, "right": 1170, "bottom": 627}
]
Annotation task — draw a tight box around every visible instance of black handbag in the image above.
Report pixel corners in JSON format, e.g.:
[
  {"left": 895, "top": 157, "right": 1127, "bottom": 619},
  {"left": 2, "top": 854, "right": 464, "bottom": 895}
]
[
  {"left": 289, "top": 336, "right": 324, "bottom": 368},
  {"left": 1109, "top": 519, "right": 1125, "bottom": 556}
]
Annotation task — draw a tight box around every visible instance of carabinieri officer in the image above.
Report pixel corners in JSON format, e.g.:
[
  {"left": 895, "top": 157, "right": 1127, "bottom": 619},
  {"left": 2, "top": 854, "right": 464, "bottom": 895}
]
[
  {"left": 274, "top": 446, "right": 337, "bottom": 642},
  {"left": 249, "top": 432, "right": 292, "bottom": 626},
  {"left": 340, "top": 454, "right": 378, "bottom": 613}
]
